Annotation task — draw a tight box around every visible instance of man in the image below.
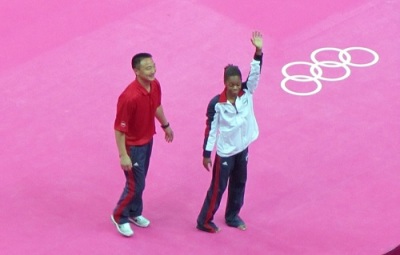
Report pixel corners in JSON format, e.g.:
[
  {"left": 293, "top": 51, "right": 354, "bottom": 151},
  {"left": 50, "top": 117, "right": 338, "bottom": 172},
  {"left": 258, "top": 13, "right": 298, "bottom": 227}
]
[
  {"left": 111, "top": 53, "right": 174, "bottom": 237},
  {"left": 197, "top": 31, "right": 263, "bottom": 233}
]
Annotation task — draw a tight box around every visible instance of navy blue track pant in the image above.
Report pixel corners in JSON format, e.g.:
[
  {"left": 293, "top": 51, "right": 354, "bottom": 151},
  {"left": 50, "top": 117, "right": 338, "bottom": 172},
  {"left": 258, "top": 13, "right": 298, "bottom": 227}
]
[
  {"left": 197, "top": 148, "right": 248, "bottom": 228},
  {"left": 113, "top": 139, "right": 153, "bottom": 224}
]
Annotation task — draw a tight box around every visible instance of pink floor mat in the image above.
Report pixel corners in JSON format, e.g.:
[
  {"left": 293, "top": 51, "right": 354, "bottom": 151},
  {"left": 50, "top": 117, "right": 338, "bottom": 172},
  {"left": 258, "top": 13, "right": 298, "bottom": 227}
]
[{"left": 1, "top": 0, "right": 399, "bottom": 254}]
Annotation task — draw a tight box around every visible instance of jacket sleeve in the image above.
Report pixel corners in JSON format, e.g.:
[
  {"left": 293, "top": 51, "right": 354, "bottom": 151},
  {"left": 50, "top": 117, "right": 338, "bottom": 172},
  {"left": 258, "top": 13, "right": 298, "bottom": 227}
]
[
  {"left": 203, "top": 95, "right": 220, "bottom": 158},
  {"left": 242, "top": 53, "right": 263, "bottom": 94}
]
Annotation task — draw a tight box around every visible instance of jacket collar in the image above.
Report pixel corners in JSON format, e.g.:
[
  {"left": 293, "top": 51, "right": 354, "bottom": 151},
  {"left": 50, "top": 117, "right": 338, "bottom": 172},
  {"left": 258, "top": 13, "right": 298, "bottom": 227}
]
[{"left": 218, "top": 88, "right": 245, "bottom": 103}]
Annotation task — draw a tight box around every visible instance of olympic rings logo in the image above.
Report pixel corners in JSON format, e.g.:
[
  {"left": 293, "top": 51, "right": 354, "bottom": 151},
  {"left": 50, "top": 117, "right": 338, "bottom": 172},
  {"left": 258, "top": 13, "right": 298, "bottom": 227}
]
[{"left": 281, "top": 47, "right": 379, "bottom": 96}]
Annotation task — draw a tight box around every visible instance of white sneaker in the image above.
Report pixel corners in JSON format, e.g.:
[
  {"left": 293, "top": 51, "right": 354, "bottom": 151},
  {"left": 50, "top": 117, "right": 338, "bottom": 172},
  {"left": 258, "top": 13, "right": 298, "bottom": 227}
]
[
  {"left": 111, "top": 215, "right": 134, "bottom": 237},
  {"left": 129, "top": 215, "right": 150, "bottom": 228}
]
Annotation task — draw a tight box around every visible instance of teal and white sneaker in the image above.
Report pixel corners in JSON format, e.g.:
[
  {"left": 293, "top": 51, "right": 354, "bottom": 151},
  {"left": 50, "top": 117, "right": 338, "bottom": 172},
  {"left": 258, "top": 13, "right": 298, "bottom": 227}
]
[
  {"left": 111, "top": 215, "right": 134, "bottom": 237},
  {"left": 129, "top": 215, "right": 150, "bottom": 228}
]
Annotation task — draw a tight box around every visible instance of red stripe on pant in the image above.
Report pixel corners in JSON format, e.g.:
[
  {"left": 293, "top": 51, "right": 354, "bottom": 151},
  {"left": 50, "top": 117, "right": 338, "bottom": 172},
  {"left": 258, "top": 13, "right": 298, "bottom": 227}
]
[
  {"left": 204, "top": 155, "right": 221, "bottom": 224},
  {"left": 114, "top": 170, "right": 135, "bottom": 223}
]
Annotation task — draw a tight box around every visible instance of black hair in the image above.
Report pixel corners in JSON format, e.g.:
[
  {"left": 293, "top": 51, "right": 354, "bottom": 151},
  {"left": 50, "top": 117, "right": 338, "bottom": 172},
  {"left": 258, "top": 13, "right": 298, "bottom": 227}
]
[
  {"left": 224, "top": 64, "right": 242, "bottom": 82},
  {"left": 131, "top": 53, "right": 152, "bottom": 70}
]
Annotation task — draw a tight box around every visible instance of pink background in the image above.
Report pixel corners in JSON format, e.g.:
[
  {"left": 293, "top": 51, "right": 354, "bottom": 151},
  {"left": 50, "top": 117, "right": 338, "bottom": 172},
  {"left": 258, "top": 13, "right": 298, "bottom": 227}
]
[{"left": 1, "top": 0, "right": 399, "bottom": 254}]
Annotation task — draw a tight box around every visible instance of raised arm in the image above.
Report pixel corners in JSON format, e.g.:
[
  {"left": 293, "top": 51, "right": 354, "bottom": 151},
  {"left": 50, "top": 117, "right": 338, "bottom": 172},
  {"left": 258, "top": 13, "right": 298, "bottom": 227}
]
[
  {"left": 251, "top": 31, "right": 263, "bottom": 55},
  {"left": 243, "top": 31, "right": 264, "bottom": 93}
]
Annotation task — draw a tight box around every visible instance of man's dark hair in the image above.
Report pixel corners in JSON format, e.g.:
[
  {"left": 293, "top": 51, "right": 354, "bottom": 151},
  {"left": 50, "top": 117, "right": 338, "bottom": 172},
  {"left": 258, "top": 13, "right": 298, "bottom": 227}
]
[
  {"left": 224, "top": 64, "right": 242, "bottom": 82},
  {"left": 131, "top": 53, "right": 152, "bottom": 70}
]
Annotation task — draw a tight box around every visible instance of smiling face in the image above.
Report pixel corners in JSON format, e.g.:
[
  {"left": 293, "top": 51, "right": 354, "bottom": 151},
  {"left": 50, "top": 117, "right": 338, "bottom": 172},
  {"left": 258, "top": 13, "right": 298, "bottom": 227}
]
[
  {"left": 224, "top": 65, "right": 242, "bottom": 100},
  {"left": 134, "top": 57, "right": 156, "bottom": 83}
]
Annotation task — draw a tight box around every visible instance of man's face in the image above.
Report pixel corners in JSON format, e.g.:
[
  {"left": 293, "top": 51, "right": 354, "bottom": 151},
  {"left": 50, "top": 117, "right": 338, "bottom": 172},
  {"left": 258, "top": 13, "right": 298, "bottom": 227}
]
[
  {"left": 225, "top": 75, "right": 242, "bottom": 97},
  {"left": 135, "top": 58, "right": 156, "bottom": 82}
]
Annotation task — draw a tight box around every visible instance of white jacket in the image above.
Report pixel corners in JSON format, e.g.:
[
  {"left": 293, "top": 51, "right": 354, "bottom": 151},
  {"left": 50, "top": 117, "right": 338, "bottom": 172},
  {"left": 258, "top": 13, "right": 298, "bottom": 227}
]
[{"left": 203, "top": 55, "right": 262, "bottom": 158}]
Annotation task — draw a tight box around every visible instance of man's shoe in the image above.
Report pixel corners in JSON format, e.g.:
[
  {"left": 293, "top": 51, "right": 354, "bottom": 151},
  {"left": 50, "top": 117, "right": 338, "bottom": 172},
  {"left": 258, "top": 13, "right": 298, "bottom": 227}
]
[
  {"left": 129, "top": 215, "right": 150, "bottom": 228},
  {"left": 110, "top": 215, "right": 134, "bottom": 237}
]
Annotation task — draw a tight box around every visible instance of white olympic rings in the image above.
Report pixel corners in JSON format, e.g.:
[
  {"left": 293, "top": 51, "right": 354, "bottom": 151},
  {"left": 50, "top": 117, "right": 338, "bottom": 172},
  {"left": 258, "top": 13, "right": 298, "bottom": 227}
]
[{"left": 281, "top": 47, "right": 379, "bottom": 96}]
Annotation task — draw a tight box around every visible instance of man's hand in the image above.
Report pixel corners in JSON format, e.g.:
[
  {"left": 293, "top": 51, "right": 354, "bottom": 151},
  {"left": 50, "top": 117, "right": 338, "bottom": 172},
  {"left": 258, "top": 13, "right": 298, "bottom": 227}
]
[
  {"left": 163, "top": 126, "right": 174, "bottom": 143},
  {"left": 203, "top": 157, "right": 212, "bottom": 171},
  {"left": 251, "top": 31, "right": 263, "bottom": 52},
  {"left": 120, "top": 154, "right": 132, "bottom": 171}
]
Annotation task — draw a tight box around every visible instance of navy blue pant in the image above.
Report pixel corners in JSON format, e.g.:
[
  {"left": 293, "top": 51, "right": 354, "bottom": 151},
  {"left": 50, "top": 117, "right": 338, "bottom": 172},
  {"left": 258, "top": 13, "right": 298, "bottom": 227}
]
[
  {"left": 197, "top": 148, "right": 248, "bottom": 229},
  {"left": 113, "top": 139, "right": 153, "bottom": 224}
]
